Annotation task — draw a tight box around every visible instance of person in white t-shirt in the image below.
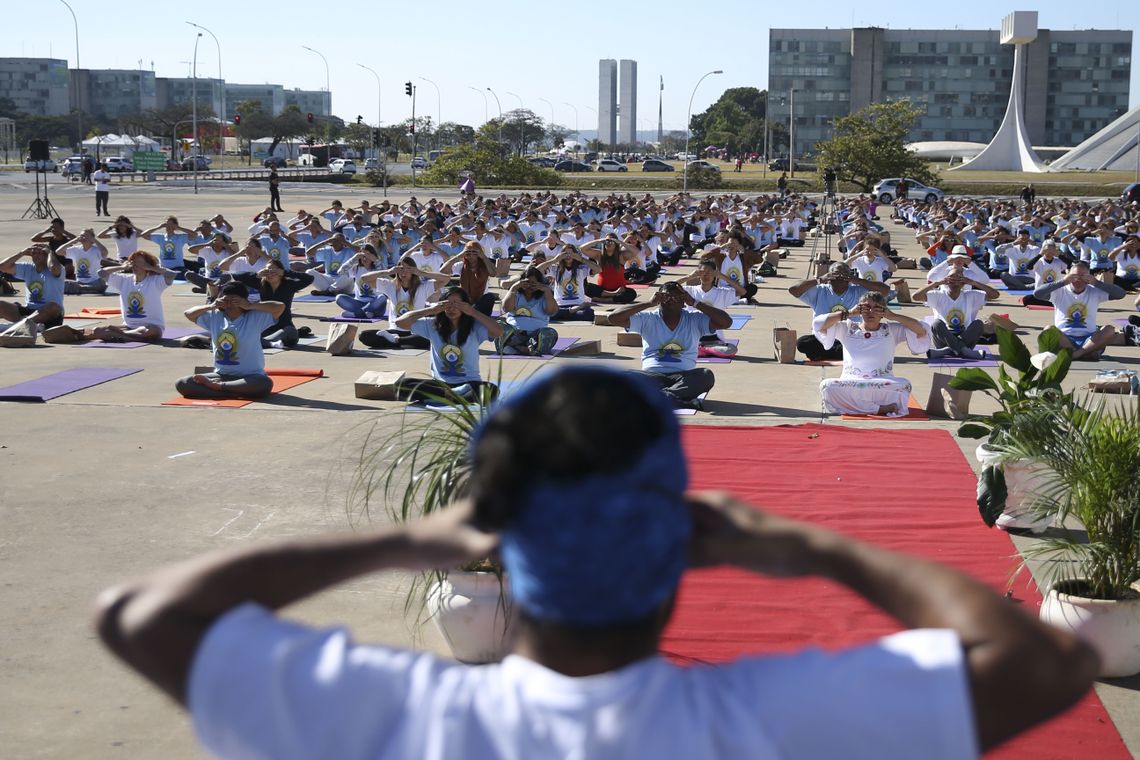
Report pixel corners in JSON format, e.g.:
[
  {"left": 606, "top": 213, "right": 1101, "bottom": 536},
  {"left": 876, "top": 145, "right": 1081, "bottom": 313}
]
[
  {"left": 60, "top": 228, "right": 113, "bottom": 294},
  {"left": 679, "top": 258, "right": 745, "bottom": 349},
  {"left": 1034, "top": 261, "right": 1126, "bottom": 360},
  {"left": 913, "top": 267, "right": 1000, "bottom": 360},
  {"left": 93, "top": 163, "right": 111, "bottom": 216},
  {"left": 94, "top": 366, "right": 1096, "bottom": 760}
]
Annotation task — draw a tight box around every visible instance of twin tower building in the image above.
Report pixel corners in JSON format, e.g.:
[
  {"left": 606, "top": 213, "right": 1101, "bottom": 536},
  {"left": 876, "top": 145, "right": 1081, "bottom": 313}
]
[{"left": 598, "top": 59, "right": 637, "bottom": 146}]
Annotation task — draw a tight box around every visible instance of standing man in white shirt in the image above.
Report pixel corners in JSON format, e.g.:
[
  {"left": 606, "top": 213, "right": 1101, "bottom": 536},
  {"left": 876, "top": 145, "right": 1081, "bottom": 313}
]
[{"left": 93, "top": 163, "right": 112, "bottom": 217}]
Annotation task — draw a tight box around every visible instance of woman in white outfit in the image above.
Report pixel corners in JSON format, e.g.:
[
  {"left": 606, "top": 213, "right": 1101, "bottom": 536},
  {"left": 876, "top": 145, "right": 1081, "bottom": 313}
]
[{"left": 813, "top": 292, "right": 930, "bottom": 416}]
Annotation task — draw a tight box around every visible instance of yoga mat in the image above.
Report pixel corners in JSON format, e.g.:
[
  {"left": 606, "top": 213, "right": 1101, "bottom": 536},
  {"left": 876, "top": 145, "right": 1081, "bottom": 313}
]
[
  {"left": 1005, "top": 290, "right": 1034, "bottom": 296},
  {"left": 928, "top": 357, "right": 999, "bottom": 368},
  {"left": 319, "top": 316, "right": 385, "bottom": 323},
  {"left": 293, "top": 294, "right": 336, "bottom": 303},
  {"left": 79, "top": 307, "right": 121, "bottom": 316},
  {"left": 696, "top": 339, "right": 740, "bottom": 364},
  {"left": 497, "top": 336, "right": 579, "bottom": 360},
  {"left": 73, "top": 340, "right": 150, "bottom": 349},
  {"left": 840, "top": 395, "right": 929, "bottom": 420},
  {"left": 1026, "top": 304, "right": 1054, "bottom": 311},
  {"left": 295, "top": 336, "right": 324, "bottom": 346},
  {"left": 163, "top": 327, "right": 207, "bottom": 339},
  {"left": 802, "top": 359, "right": 843, "bottom": 366},
  {"left": 161, "top": 368, "right": 323, "bottom": 408},
  {"left": 0, "top": 367, "right": 142, "bottom": 402},
  {"left": 627, "top": 283, "right": 651, "bottom": 289},
  {"left": 63, "top": 313, "right": 108, "bottom": 320},
  {"left": 666, "top": 425, "right": 1130, "bottom": 760},
  {"left": 727, "top": 313, "right": 752, "bottom": 330}
]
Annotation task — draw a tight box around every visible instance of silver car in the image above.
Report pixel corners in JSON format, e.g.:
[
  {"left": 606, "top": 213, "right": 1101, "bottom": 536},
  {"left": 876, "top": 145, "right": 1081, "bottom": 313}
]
[{"left": 872, "top": 178, "right": 944, "bottom": 204}]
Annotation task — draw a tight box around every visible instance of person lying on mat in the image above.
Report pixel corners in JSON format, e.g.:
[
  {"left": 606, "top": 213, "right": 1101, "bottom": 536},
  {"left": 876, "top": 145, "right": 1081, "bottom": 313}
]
[
  {"left": 535, "top": 245, "right": 602, "bottom": 322},
  {"left": 1033, "top": 261, "right": 1126, "bottom": 361},
  {"left": 357, "top": 256, "right": 452, "bottom": 350},
  {"left": 393, "top": 286, "right": 503, "bottom": 404},
  {"left": 608, "top": 280, "right": 731, "bottom": 410},
  {"left": 913, "top": 266, "right": 1000, "bottom": 360},
  {"left": 497, "top": 267, "right": 559, "bottom": 356},
  {"left": 94, "top": 365, "right": 1098, "bottom": 760},
  {"left": 789, "top": 262, "right": 889, "bottom": 362},
  {"left": 813, "top": 292, "right": 930, "bottom": 417},
  {"left": 0, "top": 244, "right": 66, "bottom": 332},
  {"left": 174, "top": 282, "right": 285, "bottom": 401},
  {"left": 231, "top": 261, "right": 314, "bottom": 349}
]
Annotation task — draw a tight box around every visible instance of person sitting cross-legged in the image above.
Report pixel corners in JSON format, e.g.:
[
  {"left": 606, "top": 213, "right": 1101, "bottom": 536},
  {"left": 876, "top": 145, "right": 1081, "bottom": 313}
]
[
  {"left": 788, "top": 262, "right": 890, "bottom": 361},
  {"left": 174, "top": 282, "right": 285, "bottom": 401},
  {"left": 0, "top": 244, "right": 66, "bottom": 337},
  {"left": 497, "top": 267, "right": 559, "bottom": 356},
  {"left": 608, "top": 280, "right": 732, "bottom": 410},
  {"left": 1033, "top": 261, "right": 1126, "bottom": 361},
  {"left": 913, "top": 266, "right": 1000, "bottom": 360}
]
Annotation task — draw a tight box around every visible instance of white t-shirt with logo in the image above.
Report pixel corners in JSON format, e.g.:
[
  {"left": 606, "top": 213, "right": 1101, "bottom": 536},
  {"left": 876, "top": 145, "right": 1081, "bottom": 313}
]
[
  {"left": 1032, "top": 258, "right": 1067, "bottom": 288},
  {"left": 1049, "top": 285, "right": 1109, "bottom": 336},
  {"left": 108, "top": 272, "right": 168, "bottom": 329},
  {"left": 375, "top": 278, "right": 432, "bottom": 330},
  {"left": 925, "top": 289, "right": 986, "bottom": 332},
  {"left": 69, "top": 245, "right": 104, "bottom": 283}
]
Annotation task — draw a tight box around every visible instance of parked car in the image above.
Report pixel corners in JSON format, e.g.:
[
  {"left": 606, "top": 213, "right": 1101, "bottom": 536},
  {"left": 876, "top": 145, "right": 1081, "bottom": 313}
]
[
  {"left": 24, "top": 158, "right": 58, "bottom": 173},
  {"left": 329, "top": 158, "right": 357, "bottom": 175},
  {"left": 105, "top": 157, "right": 133, "bottom": 172},
  {"left": 364, "top": 158, "right": 379, "bottom": 171},
  {"left": 410, "top": 156, "right": 428, "bottom": 169},
  {"left": 583, "top": 151, "right": 598, "bottom": 163},
  {"left": 527, "top": 156, "right": 557, "bottom": 168},
  {"left": 596, "top": 159, "right": 628, "bottom": 172},
  {"left": 686, "top": 160, "right": 721, "bottom": 173},
  {"left": 180, "top": 155, "right": 212, "bottom": 171},
  {"left": 263, "top": 156, "right": 288, "bottom": 168},
  {"left": 554, "top": 160, "right": 592, "bottom": 172},
  {"left": 60, "top": 157, "right": 85, "bottom": 176},
  {"left": 675, "top": 152, "right": 696, "bottom": 162},
  {"left": 871, "top": 177, "right": 944, "bottom": 205},
  {"left": 641, "top": 159, "right": 675, "bottom": 172},
  {"left": 1122, "top": 183, "right": 1140, "bottom": 205}
]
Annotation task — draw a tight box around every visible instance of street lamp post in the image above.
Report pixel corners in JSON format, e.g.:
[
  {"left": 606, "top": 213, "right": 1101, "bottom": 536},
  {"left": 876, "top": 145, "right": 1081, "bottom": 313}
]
[
  {"left": 187, "top": 22, "right": 222, "bottom": 163},
  {"left": 58, "top": 0, "right": 82, "bottom": 150},
  {"left": 563, "top": 102, "right": 579, "bottom": 152},
  {"left": 191, "top": 32, "right": 202, "bottom": 194},
  {"left": 538, "top": 97, "right": 555, "bottom": 150},
  {"left": 683, "top": 69, "right": 723, "bottom": 194},
  {"left": 302, "top": 46, "right": 331, "bottom": 162},
  {"left": 486, "top": 88, "right": 503, "bottom": 150},
  {"left": 419, "top": 77, "right": 441, "bottom": 151},
  {"left": 788, "top": 86, "right": 796, "bottom": 179},
  {"left": 506, "top": 91, "right": 524, "bottom": 155},
  {"left": 357, "top": 64, "right": 382, "bottom": 128},
  {"left": 468, "top": 86, "right": 488, "bottom": 126}
]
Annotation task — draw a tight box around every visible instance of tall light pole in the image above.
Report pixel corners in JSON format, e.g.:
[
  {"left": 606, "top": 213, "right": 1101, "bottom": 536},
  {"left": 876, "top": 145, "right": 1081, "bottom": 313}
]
[
  {"left": 538, "top": 97, "right": 555, "bottom": 150},
  {"left": 302, "top": 46, "right": 331, "bottom": 160},
  {"left": 468, "top": 86, "right": 488, "bottom": 126},
  {"left": 419, "top": 77, "right": 441, "bottom": 151},
  {"left": 58, "top": 0, "right": 81, "bottom": 149},
  {"left": 683, "top": 69, "right": 723, "bottom": 194},
  {"left": 191, "top": 32, "right": 202, "bottom": 194},
  {"left": 506, "top": 91, "right": 524, "bottom": 155},
  {"left": 357, "top": 64, "right": 381, "bottom": 160},
  {"left": 563, "top": 102, "right": 579, "bottom": 149},
  {"left": 187, "top": 22, "right": 222, "bottom": 162},
  {"left": 486, "top": 87, "right": 503, "bottom": 149},
  {"left": 788, "top": 86, "right": 796, "bottom": 179}
]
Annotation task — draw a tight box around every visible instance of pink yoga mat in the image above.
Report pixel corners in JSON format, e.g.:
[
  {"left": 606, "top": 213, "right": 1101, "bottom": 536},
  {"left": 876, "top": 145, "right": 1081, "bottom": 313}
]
[{"left": 696, "top": 339, "right": 741, "bottom": 364}]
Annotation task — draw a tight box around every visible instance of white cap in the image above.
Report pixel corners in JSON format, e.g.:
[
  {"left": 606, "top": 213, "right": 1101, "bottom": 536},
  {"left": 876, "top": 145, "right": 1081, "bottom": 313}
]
[{"left": 949, "top": 245, "right": 971, "bottom": 259}]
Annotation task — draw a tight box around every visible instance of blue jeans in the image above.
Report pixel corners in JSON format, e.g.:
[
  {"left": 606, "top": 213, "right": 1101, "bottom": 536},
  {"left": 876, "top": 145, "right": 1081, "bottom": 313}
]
[{"left": 336, "top": 294, "right": 387, "bottom": 318}]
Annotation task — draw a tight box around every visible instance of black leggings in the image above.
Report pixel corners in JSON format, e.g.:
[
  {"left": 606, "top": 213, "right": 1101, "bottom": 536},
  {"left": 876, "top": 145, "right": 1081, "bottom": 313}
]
[
  {"left": 625, "top": 264, "right": 660, "bottom": 285},
  {"left": 358, "top": 328, "right": 431, "bottom": 350},
  {"left": 395, "top": 377, "right": 499, "bottom": 404},
  {"left": 797, "top": 334, "right": 843, "bottom": 361},
  {"left": 584, "top": 283, "right": 637, "bottom": 303}
]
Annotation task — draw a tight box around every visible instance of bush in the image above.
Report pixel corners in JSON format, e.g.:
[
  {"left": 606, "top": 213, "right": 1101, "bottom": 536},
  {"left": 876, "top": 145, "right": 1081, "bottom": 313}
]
[
  {"left": 363, "top": 168, "right": 391, "bottom": 188},
  {"left": 675, "top": 166, "right": 721, "bottom": 190},
  {"left": 421, "top": 140, "right": 561, "bottom": 187}
]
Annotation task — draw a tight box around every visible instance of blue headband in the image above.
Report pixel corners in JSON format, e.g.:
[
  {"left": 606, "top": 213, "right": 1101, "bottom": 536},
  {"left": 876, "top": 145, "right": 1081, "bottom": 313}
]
[{"left": 475, "top": 368, "right": 691, "bottom": 627}]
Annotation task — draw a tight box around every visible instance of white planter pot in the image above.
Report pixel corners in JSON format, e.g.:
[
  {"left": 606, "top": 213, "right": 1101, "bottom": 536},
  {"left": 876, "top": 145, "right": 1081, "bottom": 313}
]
[
  {"left": 427, "top": 571, "right": 517, "bottom": 664},
  {"left": 1040, "top": 582, "right": 1140, "bottom": 678},
  {"left": 975, "top": 443, "right": 1052, "bottom": 534}
]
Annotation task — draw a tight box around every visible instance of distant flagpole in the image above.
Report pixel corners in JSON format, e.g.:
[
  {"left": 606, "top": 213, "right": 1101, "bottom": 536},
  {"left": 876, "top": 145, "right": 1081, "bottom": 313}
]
[{"left": 657, "top": 75, "right": 664, "bottom": 143}]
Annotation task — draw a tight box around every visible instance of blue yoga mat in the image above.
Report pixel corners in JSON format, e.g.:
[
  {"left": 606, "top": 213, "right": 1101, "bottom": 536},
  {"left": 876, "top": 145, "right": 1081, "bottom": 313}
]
[
  {"left": 728, "top": 314, "right": 752, "bottom": 330},
  {"left": 294, "top": 294, "right": 336, "bottom": 303}
]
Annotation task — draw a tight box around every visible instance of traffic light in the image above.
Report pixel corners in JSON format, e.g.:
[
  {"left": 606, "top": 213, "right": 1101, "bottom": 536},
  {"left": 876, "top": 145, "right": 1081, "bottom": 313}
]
[
  {"left": 307, "top": 112, "right": 314, "bottom": 124},
  {"left": 356, "top": 115, "right": 363, "bottom": 125},
  {"left": 233, "top": 114, "right": 241, "bottom": 125},
  {"left": 405, "top": 82, "right": 413, "bottom": 97},
  {"left": 373, "top": 128, "right": 381, "bottom": 143}
]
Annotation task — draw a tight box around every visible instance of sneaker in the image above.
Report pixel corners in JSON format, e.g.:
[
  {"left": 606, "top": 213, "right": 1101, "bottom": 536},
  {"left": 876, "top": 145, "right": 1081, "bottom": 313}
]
[
  {"left": 191, "top": 286, "right": 206, "bottom": 294},
  {"left": 178, "top": 335, "right": 211, "bottom": 349},
  {"left": 297, "top": 326, "right": 313, "bottom": 338},
  {"left": 995, "top": 510, "right": 1050, "bottom": 536}
]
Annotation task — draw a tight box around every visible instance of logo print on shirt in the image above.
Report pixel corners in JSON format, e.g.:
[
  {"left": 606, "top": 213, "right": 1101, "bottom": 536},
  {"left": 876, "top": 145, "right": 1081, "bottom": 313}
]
[
  {"left": 77, "top": 260, "right": 90, "bottom": 278},
  {"left": 328, "top": 259, "right": 340, "bottom": 273},
  {"left": 215, "top": 329, "right": 240, "bottom": 366},
  {"left": 439, "top": 343, "right": 464, "bottom": 376},
  {"left": 514, "top": 306, "right": 533, "bottom": 317},
  {"left": 27, "top": 280, "right": 44, "bottom": 303},
  {"left": 863, "top": 270, "right": 878, "bottom": 282},
  {"left": 656, "top": 340, "right": 684, "bottom": 362},
  {"left": 396, "top": 299, "right": 411, "bottom": 315},
  {"left": 1066, "top": 303, "right": 1088, "bottom": 329},
  {"left": 126, "top": 290, "right": 146, "bottom": 318},
  {"left": 359, "top": 282, "right": 373, "bottom": 297},
  {"left": 946, "top": 307, "right": 966, "bottom": 332},
  {"left": 162, "top": 242, "right": 175, "bottom": 260},
  {"left": 726, "top": 266, "right": 742, "bottom": 282}
]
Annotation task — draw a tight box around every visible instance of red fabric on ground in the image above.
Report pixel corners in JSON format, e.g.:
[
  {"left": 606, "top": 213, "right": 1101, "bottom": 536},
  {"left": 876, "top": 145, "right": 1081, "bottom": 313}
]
[{"left": 666, "top": 424, "right": 1128, "bottom": 759}]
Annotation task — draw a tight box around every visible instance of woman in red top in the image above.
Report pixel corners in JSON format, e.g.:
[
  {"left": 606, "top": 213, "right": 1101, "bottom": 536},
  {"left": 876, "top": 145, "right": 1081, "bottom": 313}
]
[{"left": 580, "top": 236, "right": 637, "bottom": 304}]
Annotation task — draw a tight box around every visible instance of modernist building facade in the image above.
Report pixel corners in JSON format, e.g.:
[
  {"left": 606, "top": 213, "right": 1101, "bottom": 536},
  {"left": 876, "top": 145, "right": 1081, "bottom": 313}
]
[
  {"left": 768, "top": 27, "right": 1132, "bottom": 158},
  {"left": 598, "top": 58, "right": 639, "bottom": 146}
]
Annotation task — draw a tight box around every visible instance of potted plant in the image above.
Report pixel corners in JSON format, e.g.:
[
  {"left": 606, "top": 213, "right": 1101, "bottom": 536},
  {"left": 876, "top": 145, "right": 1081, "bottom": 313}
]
[
  {"left": 995, "top": 398, "right": 1140, "bottom": 677},
  {"left": 948, "top": 326, "right": 1074, "bottom": 532},
  {"left": 346, "top": 381, "right": 516, "bottom": 664}
]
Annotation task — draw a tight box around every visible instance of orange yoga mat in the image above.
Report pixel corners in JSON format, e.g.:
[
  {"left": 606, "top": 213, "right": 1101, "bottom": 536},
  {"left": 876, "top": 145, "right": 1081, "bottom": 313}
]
[
  {"left": 80, "top": 307, "right": 122, "bottom": 316},
  {"left": 839, "top": 394, "right": 929, "bottom": 421},
  {"left": 162, "top": 368, "right": 324, "bottom": 408},
  {"left": 802, "top": 359, "right": 843, "bottom": 366}
]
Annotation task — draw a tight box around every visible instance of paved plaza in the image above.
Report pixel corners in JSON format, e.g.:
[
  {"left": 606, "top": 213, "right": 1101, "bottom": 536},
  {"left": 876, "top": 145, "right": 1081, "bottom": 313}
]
[{"left": 1, "top": 174, "right": 1137, "bottom": 758}]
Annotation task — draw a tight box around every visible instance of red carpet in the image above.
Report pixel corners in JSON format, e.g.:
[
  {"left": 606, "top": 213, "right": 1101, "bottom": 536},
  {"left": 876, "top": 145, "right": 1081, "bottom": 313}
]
[{"left": 667, "top": 424, "right": 1128, "bottom": 759}]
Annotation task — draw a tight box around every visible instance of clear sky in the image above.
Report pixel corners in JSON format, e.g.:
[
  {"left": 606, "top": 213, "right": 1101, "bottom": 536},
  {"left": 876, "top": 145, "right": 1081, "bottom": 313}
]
[{"left": 5, "top": 1, "right": 1138, "bottom": 134}]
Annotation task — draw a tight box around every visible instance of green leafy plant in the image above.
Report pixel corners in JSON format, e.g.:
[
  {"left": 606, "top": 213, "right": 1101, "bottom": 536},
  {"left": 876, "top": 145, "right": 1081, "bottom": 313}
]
[
  {"left": 948, "top": 326, "right": 1075, "bottom": 525},
  {"left": 995, "top": 399, "right": 1140, "bottom": 600}
]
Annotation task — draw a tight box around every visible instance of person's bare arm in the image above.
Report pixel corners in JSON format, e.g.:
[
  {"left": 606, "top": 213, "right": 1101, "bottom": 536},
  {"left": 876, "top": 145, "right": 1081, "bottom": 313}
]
[
  {"left": 94, "top": 504, "right": 496, "bottom": 704},
  {"left": 788, "top": 277, "right": 820, "bottom": 298},
  {"left": 686, "top": 491, "right": 1098, "bottom": 752}
]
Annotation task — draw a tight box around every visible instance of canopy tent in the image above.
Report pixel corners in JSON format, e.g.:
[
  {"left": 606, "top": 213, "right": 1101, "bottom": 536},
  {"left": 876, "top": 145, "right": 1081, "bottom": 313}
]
[
  {"left": 1049, "top": 105, "right": 1140, "bottom": 172},
  {"left": 81, "top": 134, "right": 162, "bottom": 152}
]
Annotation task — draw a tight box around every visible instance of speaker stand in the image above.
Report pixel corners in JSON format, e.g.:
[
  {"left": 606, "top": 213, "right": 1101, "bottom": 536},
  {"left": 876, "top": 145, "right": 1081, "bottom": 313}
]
[{"left": 22, "top": 170, "right": 59, "bottom": 220}]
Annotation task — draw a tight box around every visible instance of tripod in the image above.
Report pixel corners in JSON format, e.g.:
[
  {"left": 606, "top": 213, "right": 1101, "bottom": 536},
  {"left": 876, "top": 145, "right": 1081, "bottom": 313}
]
[
  {"left": 22, "top": 169, "right": 59, "bottom": 220},
  {"left": 808, "top": 191, "right": 840, "bottom": 278}
]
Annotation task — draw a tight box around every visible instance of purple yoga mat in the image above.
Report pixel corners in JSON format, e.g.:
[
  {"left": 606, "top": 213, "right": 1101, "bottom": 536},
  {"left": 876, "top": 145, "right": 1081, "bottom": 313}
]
[
  {"left": 319, "top": 316, "right": 386, "bottom": 323},
  {"left": 163, "top": 326, "right": 207, "bottom": 339},
  {"left": 74, "top": 340, "right": 150, "bottom": 349},
  {"left": 696, "top": 339, "right": 741, "bottom": 364},
  {"left": 0, "top": 367, "right": 143, "bottom": 402},
  {"left": 497, "top": 336, "right": 579, "bottom": 360}
]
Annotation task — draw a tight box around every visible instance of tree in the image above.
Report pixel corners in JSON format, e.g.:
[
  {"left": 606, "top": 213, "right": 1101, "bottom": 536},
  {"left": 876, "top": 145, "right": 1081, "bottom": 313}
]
[
  {"left": 495, "top": 109, "right": 545, "bottom": 156},
  {"left": 813, "top": 100, "right": 936, "bottom": 192},
  {"left": 422, "top": 135, "right": 561, "bottom": 187},
  {"left": 343, "top": 123, "right": 372, "bottom": 158},
  {"left": 436, "top": 121, "right": 475, "bottom": 147},
  {"left": 689, "top": 87, "right": 770, "bottom": 155}
]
